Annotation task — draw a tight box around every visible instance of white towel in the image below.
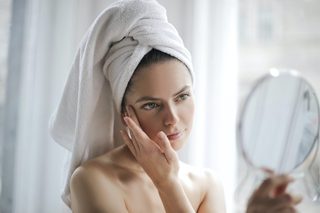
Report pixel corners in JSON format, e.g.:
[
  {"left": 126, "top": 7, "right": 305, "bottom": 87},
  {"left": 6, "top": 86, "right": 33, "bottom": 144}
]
[{"left": 49, "top": 0, "right": 193, "bottom": 208}]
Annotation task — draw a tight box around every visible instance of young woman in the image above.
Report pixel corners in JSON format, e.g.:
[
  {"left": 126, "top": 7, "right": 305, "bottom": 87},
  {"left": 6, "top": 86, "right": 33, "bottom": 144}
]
[
  {"left": 50, "top": 0, "right": 300, "bottom": 212},
  {"left": 70, "top": 49, "right": 226, "bottom": 212}
]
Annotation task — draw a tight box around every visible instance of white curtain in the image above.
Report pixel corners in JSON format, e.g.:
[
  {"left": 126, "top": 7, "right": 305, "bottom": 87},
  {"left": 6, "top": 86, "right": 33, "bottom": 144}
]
[{"left": 10, "top": 0, "right": 238, "bottom": 212}]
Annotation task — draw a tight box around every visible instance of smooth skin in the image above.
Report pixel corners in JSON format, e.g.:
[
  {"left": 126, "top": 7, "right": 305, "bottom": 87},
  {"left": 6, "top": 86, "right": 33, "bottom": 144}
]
[{"left": 70, "top": 59, "right": 300, "bottom": 213}]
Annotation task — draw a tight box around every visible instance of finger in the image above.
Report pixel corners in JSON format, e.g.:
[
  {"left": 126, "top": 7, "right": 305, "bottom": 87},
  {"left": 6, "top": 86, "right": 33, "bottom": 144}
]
[
  {"left": 261, "top": 167, "right": 275, "bottom": 176},
  {"left": 273, "top": 206, "right": 296, "bottom": 213},
  {"left": 270, "top": 197, "right": 296, "bottom": 213},
  {"left": 124, "top": 116, "right": 149, "bottom": 143},
  {"left": 261, "top": 168, "right": 289, "bottom": 196},
  {"left": 267, "top": 193, "right": 301, "bottom": 210},
  {"left": 124, "top": 105, "right": 142, "bottom": 135},
  {"left": 126, "top": 126, "right": 139, "bottom": 150},
  {"left": 126, "top": 105, "right": 141, "bottom": 126},
  {"left": 126, "top": 126, "right": 136, "bottom": 146},
  {"left": 256, "top": 175, "right": 294, "bottom": 197},
  {"left": 157, "top": 131, "right": 177, "bottom": 163},
  {"left": 120, "top": 130, "right": 137, "bottom": 156},
  {"left": 268, "top": 194, "right": 293, "bottom": 207},
  {"left": 274, "top": 183, "right": 289, "bottom": 196},
  {"left": 291, "top": 194, "right": 302, "bottom": 205},
  {"left": 157, "top": 131, "right": 171, "bottom": 151},
  {"left": 126, "top": 126, "right": 132, "bottom": 140},
  {"left": 153, "top": 133, "right": 165, "bottom": 153},
  {"left": 151, "top": 135, "right": 165, "bottom": 153},
  {"left": 127, "top": 106, "right": 161, "bottom": 149}
]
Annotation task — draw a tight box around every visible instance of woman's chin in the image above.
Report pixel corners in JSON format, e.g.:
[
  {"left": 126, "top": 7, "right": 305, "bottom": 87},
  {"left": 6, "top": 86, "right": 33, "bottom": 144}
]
[{"left": 169, "top": 138, "right": 187, "bottom": 151}]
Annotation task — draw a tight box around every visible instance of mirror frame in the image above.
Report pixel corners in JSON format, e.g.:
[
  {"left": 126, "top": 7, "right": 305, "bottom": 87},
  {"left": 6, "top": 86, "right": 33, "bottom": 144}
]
[{"left": 237, "top": 69, "right": 320, "bottom": 173}]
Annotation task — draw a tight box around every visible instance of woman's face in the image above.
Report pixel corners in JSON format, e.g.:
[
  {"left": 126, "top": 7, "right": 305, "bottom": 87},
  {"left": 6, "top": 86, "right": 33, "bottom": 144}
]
[{"left": 124, "top": 59, "right": 194, "bottom": 150}]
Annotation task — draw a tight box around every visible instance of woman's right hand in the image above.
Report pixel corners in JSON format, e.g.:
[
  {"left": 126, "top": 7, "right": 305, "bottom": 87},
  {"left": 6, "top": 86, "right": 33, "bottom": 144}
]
[
  {"left": 120, "top": 106, "right": 180, "bottom": 187},
  {"left": 246, "top": 174, "right": 302, "bottom": 213}
]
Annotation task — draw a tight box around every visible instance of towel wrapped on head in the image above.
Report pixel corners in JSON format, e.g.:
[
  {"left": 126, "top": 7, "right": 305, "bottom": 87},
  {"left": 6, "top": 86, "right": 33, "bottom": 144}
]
[{"left": 49, "top": 0, "right": 193, "bottom": 207}]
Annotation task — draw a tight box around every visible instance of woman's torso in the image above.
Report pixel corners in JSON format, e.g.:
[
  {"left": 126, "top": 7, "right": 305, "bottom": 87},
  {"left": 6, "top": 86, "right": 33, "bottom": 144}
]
[{"left": 72, "top": 145, "right": 208, "bottom": 213}]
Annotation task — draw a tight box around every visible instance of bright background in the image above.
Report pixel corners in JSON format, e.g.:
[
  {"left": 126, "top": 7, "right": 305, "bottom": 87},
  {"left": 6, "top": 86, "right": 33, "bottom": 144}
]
[{"left": 0, "top": 0, "right": 320, "bottom": 212}]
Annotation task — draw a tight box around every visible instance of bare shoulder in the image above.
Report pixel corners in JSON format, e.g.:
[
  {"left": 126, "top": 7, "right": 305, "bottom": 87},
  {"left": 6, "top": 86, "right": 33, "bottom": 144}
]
[
  {"left": 70, "top": 152, "right": 127, "bottom": 213},
  {"left": 71, "top": 150, "right": 120, "bottom": 189},
  {"left": 179, "top": 162, "right": 222, "bottom": 187},
  {"left": 179, "top": 162, "right": 226, "bottom": 213},
  {"left": 70, "top": 158, "right": 114, "bottom": 191}
]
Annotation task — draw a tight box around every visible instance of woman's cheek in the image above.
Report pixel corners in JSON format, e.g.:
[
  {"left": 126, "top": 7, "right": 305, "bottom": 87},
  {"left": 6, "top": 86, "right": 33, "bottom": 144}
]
[
  {"left": 184, "top": 99, "right": 195, "bottom": 128},
  {"left": 181, "top": 99, "right": 194, "bottom": 115},
  {"left": 137, "top": 113, "right": 159, "bottom": 138}
]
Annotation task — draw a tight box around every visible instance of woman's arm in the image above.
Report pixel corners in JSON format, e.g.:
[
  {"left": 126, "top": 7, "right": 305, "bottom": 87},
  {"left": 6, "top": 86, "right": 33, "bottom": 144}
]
[
  {"left": 156, "top": 177, "right": 196, "bottom": 213},
  {"left": 70, "top": 166, "right": 128, "bottom": 213}
]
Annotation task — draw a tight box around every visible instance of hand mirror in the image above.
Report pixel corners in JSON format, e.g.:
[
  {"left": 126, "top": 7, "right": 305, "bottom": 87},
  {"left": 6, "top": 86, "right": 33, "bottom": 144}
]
[{"left": 238, "top": 69, "right": 320, "bottom": 174}]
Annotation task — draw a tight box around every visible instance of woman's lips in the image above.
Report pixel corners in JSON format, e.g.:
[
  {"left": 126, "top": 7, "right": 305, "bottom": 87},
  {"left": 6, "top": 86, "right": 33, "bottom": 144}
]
[{"left": 167, "top": 131, "right": 183, "bottom": 140}]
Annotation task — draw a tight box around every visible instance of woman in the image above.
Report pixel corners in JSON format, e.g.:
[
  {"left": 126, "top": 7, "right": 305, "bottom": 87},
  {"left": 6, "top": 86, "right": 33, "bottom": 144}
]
[
  {"left": 50, "top": 0, "right": 300, "bottom": 212},
  {"left": 70, "top": 49, "right": 225, "bottom": 212}
]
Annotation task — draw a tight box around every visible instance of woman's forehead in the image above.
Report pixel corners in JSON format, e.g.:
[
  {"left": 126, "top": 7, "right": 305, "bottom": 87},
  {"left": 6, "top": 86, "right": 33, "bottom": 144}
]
[{"left": 130, "top": 60, "right": 192, "bottom": 97}]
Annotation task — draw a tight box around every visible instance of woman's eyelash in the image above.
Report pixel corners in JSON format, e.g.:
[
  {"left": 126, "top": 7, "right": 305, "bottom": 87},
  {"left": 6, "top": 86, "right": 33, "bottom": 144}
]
[
  {"left": 141, "top": 102, "right": 160, "bottom": 110},
  {"left": 141, "top": 92, "right": 191, "bottom": 110},
  {"left": 176, "top": 92, "right": 191, "bottom": 101}
]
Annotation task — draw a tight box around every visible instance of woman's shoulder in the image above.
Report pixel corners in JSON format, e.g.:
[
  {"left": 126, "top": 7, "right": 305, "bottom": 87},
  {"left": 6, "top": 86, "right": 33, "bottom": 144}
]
[
  {"left": 69, "top": 148, "right": 130, "bottom": 211},
  {"left": 179, "top": 161, "right": 222, "bottom": 185},
  {"left": 71, "top": 146, "right": 126, "bottom": 183},
  {"left": 71, "top": 157, "right": 111, "bottom": 182},
  {"left": 70, "top": 154, "right": 117, "bottom": 193},
  {"left": 179, "top": 162, "right": 226, "bottom": 212}
]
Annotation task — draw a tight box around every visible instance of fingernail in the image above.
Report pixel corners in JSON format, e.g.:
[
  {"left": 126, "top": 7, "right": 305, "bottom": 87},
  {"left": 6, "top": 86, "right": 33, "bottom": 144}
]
[
  {"left": 261, "top": 167, "right": 275, "bottom": 176},
  {"left": 126, "top": 127, "right": 132, "bottom": 139},
  {"left": 292, "top": 195, "right": 303, "bottom": 204},
  {"left": 124, "top": 117, "right": 129, "bottom": 124},
  {"left": 283, "top": 175, "right": 294, "bottom": 183}
]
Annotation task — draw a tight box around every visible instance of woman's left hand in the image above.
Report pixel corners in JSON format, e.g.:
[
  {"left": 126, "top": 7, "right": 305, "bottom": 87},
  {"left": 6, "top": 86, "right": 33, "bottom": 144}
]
[
  {"left": 246, "top": 174, "right": 302, "bottom": 213},
  {"left": 120, "top": 106, "right": 179, "bottom": 187}
]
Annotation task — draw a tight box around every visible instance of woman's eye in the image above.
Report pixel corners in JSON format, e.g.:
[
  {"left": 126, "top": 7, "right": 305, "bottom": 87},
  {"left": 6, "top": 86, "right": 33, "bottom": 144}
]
[
  {"left": 142, "top": 102, "right": 160, "bottom": 110},
  {"left": 176, "top": 93, "right": 190, "bottom": 102}
]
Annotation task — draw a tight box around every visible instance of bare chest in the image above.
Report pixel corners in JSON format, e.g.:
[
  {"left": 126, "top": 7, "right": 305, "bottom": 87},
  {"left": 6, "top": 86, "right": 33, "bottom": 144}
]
[
  {"left": 120, "top": 177, "right": 202, "bottom": 213},
  {"left": 122, "top": 179, "right": 166, "bottom": 213}
]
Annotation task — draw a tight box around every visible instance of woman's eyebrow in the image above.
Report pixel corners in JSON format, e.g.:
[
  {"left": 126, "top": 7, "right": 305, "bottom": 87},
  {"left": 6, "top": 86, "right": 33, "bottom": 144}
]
[
  {"left": 173, "top": 85, "right": 191, "bottom": 96},
  {"left": 135, "top": 85, "right": 191, "bottom": 104},
  {"left": 135, "top": 96, "right": 161, "bottom": 104}
]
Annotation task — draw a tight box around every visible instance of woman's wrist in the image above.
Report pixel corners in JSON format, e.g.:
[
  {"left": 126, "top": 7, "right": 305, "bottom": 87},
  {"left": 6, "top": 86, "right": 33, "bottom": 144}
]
[
  {"left": 155, "top": 176, "right": 195, "bottom": 213},
  {"left": 153, "top": 174, "right": 179, "bottom": 191}
]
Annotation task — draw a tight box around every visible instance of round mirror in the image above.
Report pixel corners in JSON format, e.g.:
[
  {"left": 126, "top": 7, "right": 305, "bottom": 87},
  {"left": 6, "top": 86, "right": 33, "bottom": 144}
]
[{"left": 238, "top": 69, "right": 320, "bottom": 173}]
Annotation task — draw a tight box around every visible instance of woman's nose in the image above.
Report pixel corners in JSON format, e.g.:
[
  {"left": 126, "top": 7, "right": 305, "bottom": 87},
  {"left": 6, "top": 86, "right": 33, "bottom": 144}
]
[{"left": 164, "top": 106, "right": 179, "bottom": 126}]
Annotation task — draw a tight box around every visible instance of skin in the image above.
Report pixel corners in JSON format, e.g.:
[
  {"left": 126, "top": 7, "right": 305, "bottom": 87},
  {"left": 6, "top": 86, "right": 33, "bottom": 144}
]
[
  {"left": 246, "top": 170, "right": 302, "bottom": 213},
  {"left": 70, "top": 59, "right": 301, "bottom": 213}
]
